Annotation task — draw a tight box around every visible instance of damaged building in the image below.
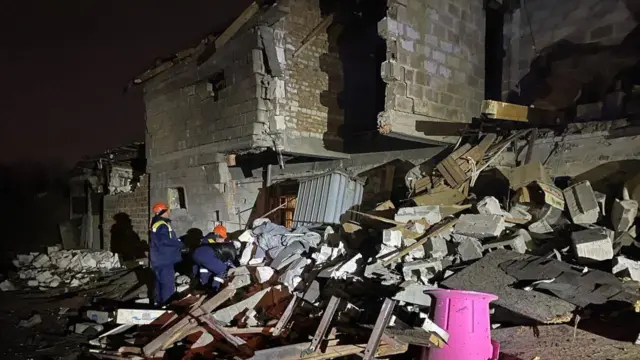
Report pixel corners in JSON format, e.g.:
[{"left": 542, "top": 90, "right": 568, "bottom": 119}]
[
  {"left": 137, "top": 0, "right": 640, "bottom": 233},
  {"left": 139, "top": 0, "right": 487, "bottom": 234},
  {"left": 68, "top": 143, "right": 148, "bottom": 259}
]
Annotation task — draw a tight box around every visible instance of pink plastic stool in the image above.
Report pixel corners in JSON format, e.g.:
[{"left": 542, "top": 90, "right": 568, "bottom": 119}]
[{"left": 422, "top": 289, "right": 500, "bottom": 360}]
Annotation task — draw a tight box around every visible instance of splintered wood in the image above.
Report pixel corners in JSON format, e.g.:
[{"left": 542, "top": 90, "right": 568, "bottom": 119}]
[{"left": 413, "top": 134, "right": 496, "bottom": 193}]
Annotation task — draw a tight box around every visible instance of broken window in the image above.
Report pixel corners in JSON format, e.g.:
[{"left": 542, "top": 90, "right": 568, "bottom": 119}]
[
  {"left": 168, "top": 187, "right": 187, "bottom": 210},
  {"left": 206, "top": 71, "right": 226, "bottom": 102}
]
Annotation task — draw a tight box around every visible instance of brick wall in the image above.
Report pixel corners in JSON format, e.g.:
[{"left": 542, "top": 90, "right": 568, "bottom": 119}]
[
  {"left": 103, "top": 175, "right": 149, "bottom": 255},
  {"left": 502, "top": 0, "right": 638, "bottom": 99},
  {"left": 377, "top": 0, "right": 486, "bottom": 144},
  {"left": 269, "top": 0, "right": 346, "bottom": 157}
]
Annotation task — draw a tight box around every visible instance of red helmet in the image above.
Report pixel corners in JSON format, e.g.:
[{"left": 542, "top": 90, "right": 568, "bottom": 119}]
[
  {"left": 213, "top": 225, "right": 228, "bottom": 239},
  {"left": 152, "top": 202, "right": 168, "bottom": 214}
]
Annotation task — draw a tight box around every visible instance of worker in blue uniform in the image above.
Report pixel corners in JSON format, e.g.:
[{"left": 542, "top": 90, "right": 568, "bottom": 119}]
[
  {"left": 149, "top": 202, "right": 184, "bottom": 305},
  {"left": 192, "top": 225, "right": 238, "bottom": 291}
]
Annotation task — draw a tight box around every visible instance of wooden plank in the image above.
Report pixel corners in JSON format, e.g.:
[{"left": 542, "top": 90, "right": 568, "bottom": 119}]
[
  {"left": 449, "top": 143, "right": 472, "bottom": 160},
  {"left": 143, "top": 287, "right": 236, "bottom": 356},
  {"left": 437, "top": 157, "right": 467, "bottom": 188},
  {"left": 382, "top": 219, "right": 458, "bottom": 266},
  {"left": 293, "top": 14, "right": 335, "bottom": 58},
  {"left": 481, "top": 99, "right": 529, "bottom": 122},
  {"left": 411, "top": 186, "right": 465, "bottom": 206},
  {"left": 348, "top": 210, "right": 405, "bottom": 226},
  {"left": 215, "top": 2, "right": 260, "bottom": 49}
]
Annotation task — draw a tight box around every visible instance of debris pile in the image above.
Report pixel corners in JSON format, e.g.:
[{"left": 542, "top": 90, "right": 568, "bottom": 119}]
[
  {"left": 10, "top": 247, "right": 122, "bottom": 289},
  {"left": 64, "top": 133, "right": 640, "bottom": 358}
]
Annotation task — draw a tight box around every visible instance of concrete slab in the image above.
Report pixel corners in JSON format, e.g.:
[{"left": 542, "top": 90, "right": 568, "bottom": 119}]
[
  {"left": 454, "top": 214, "right": 506, "bottom": 238},
  {"left": 441, "top": 249, "right": 575, "bottom": 323}
]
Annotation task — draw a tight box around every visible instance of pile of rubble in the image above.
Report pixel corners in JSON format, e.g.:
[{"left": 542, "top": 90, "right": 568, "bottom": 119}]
[
  {"left": 8, "top": 247, "right": 122, "bottom": 289},
  {"left": 76, "top": 134, "right": 640, "bottom": 359}
]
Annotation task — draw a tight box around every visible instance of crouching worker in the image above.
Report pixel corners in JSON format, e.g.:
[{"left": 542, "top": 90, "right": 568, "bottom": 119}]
[
  {"left": 201, "top": 224, "right": 228, "bottom": 244},
  {"left": 192, "top": 232, "right": 238, "bottom": 291}
]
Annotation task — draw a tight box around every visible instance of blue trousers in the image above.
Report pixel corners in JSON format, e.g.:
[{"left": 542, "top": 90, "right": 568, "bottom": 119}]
[
  {"left": 153, "top": 265, "right": 176, "bottom": 305},
  {"left": 192, "top": 246, "right": 228, "bottom": 290}
]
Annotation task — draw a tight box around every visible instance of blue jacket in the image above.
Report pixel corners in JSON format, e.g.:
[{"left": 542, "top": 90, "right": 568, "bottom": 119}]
[
  {"left": 150, "top": 216, "right": 184, "bottom": 267},
  {"left": 200, "top": 232, "right": 222, "bottom": 245}
]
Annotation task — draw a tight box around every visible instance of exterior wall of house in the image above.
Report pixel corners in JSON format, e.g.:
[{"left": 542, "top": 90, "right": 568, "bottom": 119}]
[{"left": 377, "top": 0, "right": 486, "bottom": 144}]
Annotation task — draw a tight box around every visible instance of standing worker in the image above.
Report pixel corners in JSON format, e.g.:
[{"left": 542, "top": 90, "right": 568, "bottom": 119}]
[
  {"left": 192, "top": 226, "right": 238, "bottom": 291},
  {"left": 150, "top": 202, "right": 184, "bottom": 305},
  {"left": 201, "top": 224, "right": 228, "bottom": 244}
]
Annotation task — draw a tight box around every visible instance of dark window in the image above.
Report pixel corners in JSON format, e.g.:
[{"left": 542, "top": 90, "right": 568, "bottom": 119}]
[
  {"left": 207, "top": 71, "right": 226, "bottom": 102},
  {"left": 168, "top": 187, "right": 187, "bottom": 210}
]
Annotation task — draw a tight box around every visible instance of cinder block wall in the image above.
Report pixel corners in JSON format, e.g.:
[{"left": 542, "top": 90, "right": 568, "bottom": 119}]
[
  {"left": 102, "top": 175, "right": 149, "bottom": 251},
  {"left": 502, "top": 0, "right": 638, "bottom": 99},
  {"left": 377, "top": 0, "right": 486, "bottom": 144}
]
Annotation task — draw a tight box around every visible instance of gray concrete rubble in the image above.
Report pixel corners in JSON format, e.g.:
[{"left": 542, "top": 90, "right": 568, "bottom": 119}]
[
  {"left": 477, "top": 196, "right": 510, "bottom": 216},
  {"left": 392, "top": 281, "right": 436, "bottom": 307},
  {"left": 455, "top": 235, "right": 484, "bottom": 261},
  {"left": 564, "top": 181, "right": 600, "bottom": 224},
  {"left": 454, "top": 214, "right": 506, "bottom": 238},
  {"left": 71, "top": 135, "right": 640, "bottom": 358},
  {"left": 572, "top": 227, "right": 614, "bottom": 263},
  {"left": 12, "top": 249, "right": 121, "bottom": 288},
  {"left": 402, "top": 259, "right": 443, "bottom": 284},
  {"left": 612, "top": 256, "right": 640, "bottom": 280},
  {"left": 611, "top": 199, "right": 638, "bottom": 232}
]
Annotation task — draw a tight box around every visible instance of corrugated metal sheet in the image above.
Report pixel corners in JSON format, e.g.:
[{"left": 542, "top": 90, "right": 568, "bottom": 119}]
[{"left": 293, "top": 170, "right": 364, "bottom": 227}]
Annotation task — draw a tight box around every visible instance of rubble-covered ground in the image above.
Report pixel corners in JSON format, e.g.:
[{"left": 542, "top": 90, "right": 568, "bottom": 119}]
[{"left": 3, "top": 133, "right": 640, "bottom": 359}]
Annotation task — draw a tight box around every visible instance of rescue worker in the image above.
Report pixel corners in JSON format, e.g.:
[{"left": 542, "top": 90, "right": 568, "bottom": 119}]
[
  {"left": 201, "top": 224, "right": 228, "bottom": 244},
  {"left": 149, "top": 202, "right": 185, "bottom": 305},
  {"left": 192, "top": 227, "right": 238, "bottom": 291}
]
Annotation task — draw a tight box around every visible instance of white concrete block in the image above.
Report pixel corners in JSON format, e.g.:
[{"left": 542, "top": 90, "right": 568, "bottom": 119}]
[
  {"left": 612, "top": 256, "right": 640, "bottom": 281},
  {"left": 332, "top": 254, "right": 362, "bottom": 279},
  {"left": 0, "top": 280, "right": 16, "bottom": 291},
  {"left": 402, "top": 238, "right": 426, "bottom": 259},
  {"left": 239, "top": 242, "right": 255, "bottom": 266},
  {"left": 611, "top": 199, "right": 638, "bottom": 232},
  {"left": 32, "top": 254, "right": 50, "bottom": 268},
  {"left": 571, "top": 227, "right": 614, "bottom": 262},
  {"left": 382, "top": 229, "right": 403, "bottom": 248},
  {"left": 392, "top": 281, "right": 436, "bottom": 306},
  {"left": 477, "top": 196, "right": 509, "bottom": 216},
  {"left": 456, "top": 236, "right": 484, "bottom": 261},
  {"left": 395, "top": 205, "right": 442, "bottom": 224},
  {"left": 238, "top": 230, "right": 255, "bottom": 243},
  {"left": 256, "top": 266, "right": 274, "bottom": 284},
  {"left": 426, "top": 236, "right": 448, "bottom": 258},
  {"left": 454, "top": 214, "right": 506, "bottom": 238},
  {"left": 402, "top": 259, "right": 442, "bottom": 284},
  {"left": 16, "top": 254, "right": 34, "bottom": 267},
  {"left": 564, "top": 180, "right": 599, "bottom": 224}
]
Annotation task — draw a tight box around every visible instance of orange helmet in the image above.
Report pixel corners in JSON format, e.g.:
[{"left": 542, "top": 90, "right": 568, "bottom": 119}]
[
  {"left": 213, "top": 225, "right": 227, "bottom": 239},
  {"left": 152, "top": 202, "right": 168, "bottom": 214}
]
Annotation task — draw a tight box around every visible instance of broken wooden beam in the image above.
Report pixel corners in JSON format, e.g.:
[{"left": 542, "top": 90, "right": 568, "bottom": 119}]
[
  {"left": 143, "top": 287, "right": 236, "bottom": 356},
  {"left": 481, "top": 100, "right": 529, "bottom": 122}
]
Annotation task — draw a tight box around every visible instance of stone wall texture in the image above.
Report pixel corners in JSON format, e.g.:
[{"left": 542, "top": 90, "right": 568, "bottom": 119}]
[
  {"left": 502, "top": 0, "right": 638, "bottom": 98},
  {"left": 102, "top": 175, "right": 149, "bottom": 251},
  {"left": 378, "top": 0, "right": 486, "bottom": 144}
]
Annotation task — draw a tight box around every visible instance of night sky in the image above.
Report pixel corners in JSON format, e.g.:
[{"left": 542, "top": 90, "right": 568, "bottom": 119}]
[{"left": 0, "top": 0, "right": 251, "bottom": 166}]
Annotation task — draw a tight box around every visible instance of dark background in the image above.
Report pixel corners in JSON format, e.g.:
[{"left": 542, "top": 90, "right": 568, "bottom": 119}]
[{"left": 0, "top": 0, "right": 250, "bottom": 255}]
